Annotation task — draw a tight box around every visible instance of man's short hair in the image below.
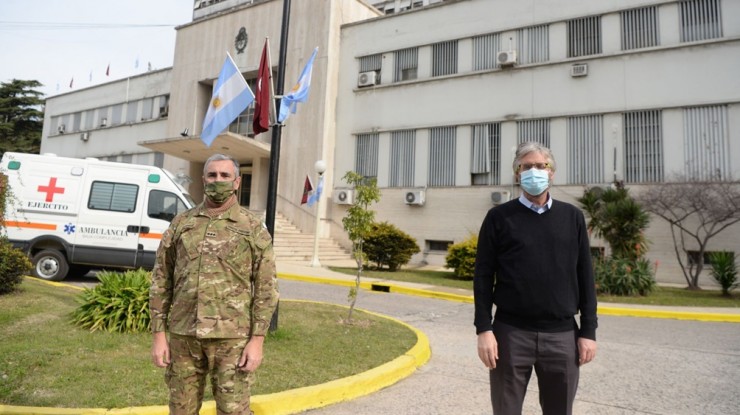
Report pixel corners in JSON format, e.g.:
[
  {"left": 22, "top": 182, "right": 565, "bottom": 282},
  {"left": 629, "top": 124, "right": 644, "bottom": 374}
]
[
  {"left": 512, "top": 142, "right": 557, "bottom": 173},
  {"left": 203, "top": 154, "right": 240, "bottom": 177}
]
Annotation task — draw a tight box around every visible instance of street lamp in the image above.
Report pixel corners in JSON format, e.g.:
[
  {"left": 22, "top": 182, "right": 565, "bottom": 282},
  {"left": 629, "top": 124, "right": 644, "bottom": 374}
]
[{"left": 310, "top": 160, "right": 327, "bottom": 267}]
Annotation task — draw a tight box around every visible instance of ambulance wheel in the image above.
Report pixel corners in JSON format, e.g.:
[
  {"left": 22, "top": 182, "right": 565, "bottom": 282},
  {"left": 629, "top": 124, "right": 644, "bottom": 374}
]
[{"left": 31, "top": 249, "right": 69, "bottom": 281}]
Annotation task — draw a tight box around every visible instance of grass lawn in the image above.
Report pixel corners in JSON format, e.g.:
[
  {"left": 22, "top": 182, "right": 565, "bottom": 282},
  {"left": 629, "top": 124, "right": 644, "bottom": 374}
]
[
  {"left": 0, "top": 278, "right": 417, "bottom": 409},
  {"left": 329, "top": 266, "right": 740, "bottom": 308}
]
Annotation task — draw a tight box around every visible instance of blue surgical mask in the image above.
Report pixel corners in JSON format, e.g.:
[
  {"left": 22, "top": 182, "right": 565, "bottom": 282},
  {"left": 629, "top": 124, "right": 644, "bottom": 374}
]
[{"left": 520, "top": 168, "right": 550, "bottom": 196}]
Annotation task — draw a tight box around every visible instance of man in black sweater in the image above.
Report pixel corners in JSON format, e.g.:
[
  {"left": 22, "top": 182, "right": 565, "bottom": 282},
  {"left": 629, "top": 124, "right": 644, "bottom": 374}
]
[{"left": 474, "top": 142, "right": 597, "bottom": 415}]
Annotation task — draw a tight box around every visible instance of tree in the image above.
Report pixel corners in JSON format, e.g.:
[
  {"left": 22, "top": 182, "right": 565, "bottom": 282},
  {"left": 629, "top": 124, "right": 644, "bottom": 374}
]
[
  {"left": 637, "top": 178, "right": 740, "bottom": 290},
  {"left": 341, "top": 171, "right": 380, "bottom": 322},
  {"left": 0, "top": 79, "right": 45, "bottom": 156}
]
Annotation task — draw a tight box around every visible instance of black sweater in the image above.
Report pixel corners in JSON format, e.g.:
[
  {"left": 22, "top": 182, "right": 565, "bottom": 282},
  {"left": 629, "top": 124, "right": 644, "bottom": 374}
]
[{"left": 473, "top": 198, "right": 598, "bottom": 340}]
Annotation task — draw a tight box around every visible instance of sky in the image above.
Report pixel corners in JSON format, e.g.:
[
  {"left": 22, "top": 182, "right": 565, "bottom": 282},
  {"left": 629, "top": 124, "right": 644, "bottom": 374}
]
[{"left": 0, "top": 0, "right": 194, "bottom": 98}]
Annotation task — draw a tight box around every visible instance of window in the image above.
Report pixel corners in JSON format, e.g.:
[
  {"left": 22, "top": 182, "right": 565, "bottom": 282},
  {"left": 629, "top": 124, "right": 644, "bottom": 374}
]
[
  {"left": 229, "top": 81, "right": 256, "bottom": 137},
  {"left": 88, "top": 181, "right": 138, "bottom": 212},
  {"left": 471, "top": 123, "right": 501, "bottom": 185},
  {"left": 389, "top": 130, "right": 416, "bottom": 187},
  {"left": 680, "top": 0, "right": 722, "bottom": 42},
  {"left": 148, "top": 190, "right": 188, "bottom": 222},
  {"left": 141, "top": 98, "right": 154, "bottom": 121},
  {"left": 126, "top": 101, "right": 139, "bottom": 123},
  {"left": 517, "top": 119, "right": 550, "bottom": 148},
  {"left": 567, "top": 115, "right": 604, "bottom": 184},
  {"left": 111, "top": 104, "right": 123, "bottom": 126},
  {"left": 472, "top": 33, "right": 501, "bottom": 71},
  {"left": 568, "top": 16, "right": 602, "bottom": 57},
  {"left": 684, "top": 105, "right": 730, "bottom": 181},
  {"left": 158, "top": 95, "right": 170, "bottom": 118},
  {"left": 394, "top": 48, "right": 418, "bottom": 82},
  {"left": 428, "top": 126, "right": 456, "bottom": 187},
  {"left": 84, "top": 110, "right": 94, "bottom": 130},
  {"left": 431, "top": 40, "right": 458, "bottom": 77},
  {"left": 517, "top": 24, "right": 549, "bottom": 64},
  {"left": 427, "top": 240, "right": 452, "bottom": 252},
  {"left": 72, "top": 112, "right": 82, "bottom": 132},
  {"left": 621, "top": 6, "right": 659, "bottom": 50},
  {"left": 624, "top": 110, "right": 663, "bottom": 183},
  {"left": 359, "top": 54, "right": 382, "bottom": 84},
  {"left": 355, "top": 133, "right": 379, "bottom": 179}
]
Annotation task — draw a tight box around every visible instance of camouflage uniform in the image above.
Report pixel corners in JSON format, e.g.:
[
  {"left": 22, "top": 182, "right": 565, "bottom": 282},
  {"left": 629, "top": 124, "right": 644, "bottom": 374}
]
[{"left": 150, "top": 201, "right": 279, "bottom": 415}]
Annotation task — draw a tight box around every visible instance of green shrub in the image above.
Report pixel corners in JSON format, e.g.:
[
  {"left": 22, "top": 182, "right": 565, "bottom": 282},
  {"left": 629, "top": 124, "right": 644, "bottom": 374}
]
[
  {"left": 0, "top": 237, "right": 32, "bottom": 295},
  {"left": 445, "top": 234, "right": 478, "bottom": 280},
  {"left": 364, "top": 221, "right": 420, "bottom": 271},
  {"left": 593, "top": 257, "right": 655, "bottom": 296},
  {"left": 71, "top": 268, "right": 151, "bottom": 333},
  {"left": 709, "top": 251, "right": 738, "bottom": 296}
]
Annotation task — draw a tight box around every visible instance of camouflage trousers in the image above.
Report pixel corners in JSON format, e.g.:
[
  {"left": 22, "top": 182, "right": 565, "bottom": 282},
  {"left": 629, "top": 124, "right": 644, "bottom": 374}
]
[{"left": 166, "top": 333, "right": 255, "bottom": 415}]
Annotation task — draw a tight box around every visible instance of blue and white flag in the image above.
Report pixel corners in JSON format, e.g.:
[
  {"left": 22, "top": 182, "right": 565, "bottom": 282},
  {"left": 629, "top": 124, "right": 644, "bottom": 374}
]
[
  {"left": 201, "top": 53, "right": 255, "bottom": 147},
  {"left": 278, "top": 47, "right": 318, "bottom": 123},
  {"left": 307, "top": 174, "right": 324, "bottom": 207}
]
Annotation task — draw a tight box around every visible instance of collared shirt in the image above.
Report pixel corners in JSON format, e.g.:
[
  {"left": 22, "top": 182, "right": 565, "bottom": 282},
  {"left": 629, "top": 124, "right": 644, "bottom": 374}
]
[{"left": 518, "top": 193, "right": 552, "bottom": 214}]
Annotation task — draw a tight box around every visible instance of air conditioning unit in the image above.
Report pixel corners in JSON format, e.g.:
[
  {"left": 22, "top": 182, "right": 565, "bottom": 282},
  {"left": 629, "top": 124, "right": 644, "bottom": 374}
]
[
  {"left": 159, "top": 105, "right": 169, "bottom": 117},
  {"left": 333, "top": 189, "right": 354, "bottom": 205},
  {"left": 491, "top": 190, "right": 511, "bottom": 205},
  {"left": 497, "top": 50, "right": 517, "bottom": 67},
  {"left": 570, "top": 63, "right": 588, "bottom": 77},
  {"left": 57, "top": 124, "right": 66, "bottom": 134},
  {"left": 404, "top": 190, "right": 425, "bottom": 206},
  {"left": 100, "top": 118, "right": 108, "bottom": 127},
  {"left": 358, "top": 71, "right": 378, "bottom": 87},
  {"left": 80, "top": 132, "right": 89, "bottom": 142}
]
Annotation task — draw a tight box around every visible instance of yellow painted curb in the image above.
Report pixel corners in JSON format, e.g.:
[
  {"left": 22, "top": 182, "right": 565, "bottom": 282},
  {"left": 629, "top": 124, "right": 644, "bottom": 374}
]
[{"left": 597, "top": 305, "right": 740, "bottom": 323}]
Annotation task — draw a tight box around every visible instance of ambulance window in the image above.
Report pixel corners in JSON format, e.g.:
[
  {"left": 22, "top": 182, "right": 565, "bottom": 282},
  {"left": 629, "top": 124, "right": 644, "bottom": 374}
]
[
  {"left": 89, "top": 181, "right": 139, "bottom": 212},
  {"left": 148, "top": 190, "right": 188, "bottom": 222}
]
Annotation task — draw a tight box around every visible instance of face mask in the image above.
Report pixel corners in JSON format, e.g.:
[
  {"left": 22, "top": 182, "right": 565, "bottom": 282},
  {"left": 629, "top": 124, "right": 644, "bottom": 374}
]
[
  {"left": 520, "top": 168, "right": 550, "bottom": 196},
  {"left": 204, "top": 180, "right": 235, "bottom": 204}
]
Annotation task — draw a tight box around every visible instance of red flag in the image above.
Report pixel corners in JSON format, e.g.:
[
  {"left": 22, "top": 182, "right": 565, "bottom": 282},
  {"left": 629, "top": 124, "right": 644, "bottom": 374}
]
[
  {"left": 106, "top": 64, "right": 110, "bottom": 76},
  {"left": 301, "top": 175, "right": 314, "bottom": 205},
  {"left": 69, "top": 78, "right": 74, "bottom": 88},
  {"left": 253, "top": 39, "right": 272, "bottom": 136}
]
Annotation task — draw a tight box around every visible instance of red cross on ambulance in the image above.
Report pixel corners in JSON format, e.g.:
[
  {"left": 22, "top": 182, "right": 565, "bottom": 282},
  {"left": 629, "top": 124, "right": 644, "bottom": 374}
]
[{"left": 38, "top": 177, "right": 65, "bottom": 202}]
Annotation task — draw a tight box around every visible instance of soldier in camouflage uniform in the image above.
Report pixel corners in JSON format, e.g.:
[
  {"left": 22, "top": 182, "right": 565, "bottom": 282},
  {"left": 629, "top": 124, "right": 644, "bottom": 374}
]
[{"left": 150, "top": 153, "right": 279, "bottom": 415}]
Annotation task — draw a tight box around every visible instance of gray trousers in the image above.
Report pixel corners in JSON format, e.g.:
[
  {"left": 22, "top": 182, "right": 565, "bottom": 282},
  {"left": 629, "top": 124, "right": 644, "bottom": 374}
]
[{"left": 489, "top": 321, "right": 579, "bottom": 415}]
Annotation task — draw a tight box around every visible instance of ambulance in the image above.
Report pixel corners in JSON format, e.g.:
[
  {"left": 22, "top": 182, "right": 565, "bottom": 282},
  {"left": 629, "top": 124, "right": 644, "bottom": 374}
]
[{"left": 1, "top": 152, "right": 195, "bottom": 281}]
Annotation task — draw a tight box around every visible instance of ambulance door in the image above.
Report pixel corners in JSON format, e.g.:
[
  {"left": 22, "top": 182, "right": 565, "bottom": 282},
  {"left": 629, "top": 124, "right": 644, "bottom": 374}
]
[{"left": 135, "top": 185, "right": 191, "bottom": 268}]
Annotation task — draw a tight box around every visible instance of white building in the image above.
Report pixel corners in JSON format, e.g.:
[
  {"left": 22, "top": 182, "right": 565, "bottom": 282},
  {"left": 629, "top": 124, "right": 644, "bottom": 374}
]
[{"left": 41, "top": 0, "right": 740, "bottom": 286}]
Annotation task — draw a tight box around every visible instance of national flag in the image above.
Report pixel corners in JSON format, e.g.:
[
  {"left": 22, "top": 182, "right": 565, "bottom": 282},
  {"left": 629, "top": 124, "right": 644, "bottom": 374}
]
[
  {"left": 307, "top": 174, "right": 323, "bottom": 207},
  {"left": 106, "top": 64, "right": 110, "bottom": 76},
  {"left": 253, "top": 39, "right": 272, "bottom": 136},
  {"left": 135, "top": 57, "right": 140, "bottom": 69},
  {"left": 200, "top": 53, "right": 255, "bottom": 147},
  {"left": 300, "top": 175, "right": 314, "bottom": 205},
  {"left": 278, "top": 47, "right": 318, "bottom": 123},
  {"left": 69, "top": 78, "right": 74, "bottom": 88}
]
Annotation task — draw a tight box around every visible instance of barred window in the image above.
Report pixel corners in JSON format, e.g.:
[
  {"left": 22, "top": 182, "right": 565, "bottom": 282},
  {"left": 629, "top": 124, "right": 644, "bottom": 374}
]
[
  {"left": 517, "top": 25, "right": 549, "bottom": 64},
  {"left": 624, "top": 110, "right": 663, "bottom": 183},
  {"left": 567, "top": 115, "right": 604, "bottom": 184},
  {"left": 621, "top": 6, "right": 659, "bottom": 50},
  {"left": 680, "top": 0, "right": 722, "bottom": 42},
  {"left": 394, "top": 48, "right": 418, "bottom": 82},
  {"left": 517, "top": 119, "right": 550, "bottom": 148},
  {"left": 389, "top": 130, "right": 416, "bottom": 187},
  {"left": 355, "top": 133, "right": 380, "bottom": 179},
  {"left": 428, "top": 126, "right": 456, "bottom": 187},
  {"left": 472, "top": 33, "right": 501, "bottom": 70},
  {"left": 568, "top": 16, "right": 602, "bottom": 58},
  {"left": 431, "top": 40, "right": 458, "bottom": 77},
  {"left": 471, "top": 123, "right": 501, "bottom": 185},
  {"left": 684, "top": 105, "right": 730, "bottom": 181}
]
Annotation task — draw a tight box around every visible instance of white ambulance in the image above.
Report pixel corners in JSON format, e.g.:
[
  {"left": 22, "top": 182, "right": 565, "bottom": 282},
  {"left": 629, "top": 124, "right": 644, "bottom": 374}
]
[{"left": 1, "top": 152, "right": 195, "bottom": 281}]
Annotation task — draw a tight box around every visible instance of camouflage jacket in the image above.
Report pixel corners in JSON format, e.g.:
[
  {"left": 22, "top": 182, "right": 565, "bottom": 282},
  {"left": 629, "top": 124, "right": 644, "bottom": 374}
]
[{"left": 149, "top": 201, "right": 279, "bottom": 338}]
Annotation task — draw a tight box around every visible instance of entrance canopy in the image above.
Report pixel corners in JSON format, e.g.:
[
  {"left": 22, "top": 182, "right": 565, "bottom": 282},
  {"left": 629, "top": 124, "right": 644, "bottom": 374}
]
[{"left": 139, "top": 131, "right": 270, "bottom": 163}]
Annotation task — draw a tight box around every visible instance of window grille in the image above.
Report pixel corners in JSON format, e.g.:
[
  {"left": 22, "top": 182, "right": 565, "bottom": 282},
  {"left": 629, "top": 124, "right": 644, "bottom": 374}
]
[
  {"left": 568, "top": 16, "right": 602, "bottom": 57},
  {"left": 684, "top": 105, "right": 729, "bottom": 181},
  {"left": 428, "top": 126, "right": 456, "bottom": 187},
  {"left": 389, "top": 130, "right": 416, "bottom": 187},
  {"left": 471, "top": 123, "right": 501, "bottom": 185},
  {"left": 431, "top": 40, "right": 458, "bottom": 77},
  {"left": 517, "top": 25, "right": 549, "bottom": 64},
  {"left": 355, "top": 133, "right": 379, "bottom": 179},
  {"left": 472, "top": 33, "right": 501, "bottom": 71},
  {"left": 621, "top": 6, "right": 659, "bottom": 50},
  {"left": 567, "top": 115, "right": 604, "bottom": 184},
  {"left": 680, "top": 0, "right": 722, "bottom": 42},
  {"left": 394, "top": 48, "right": 418, "bottom": 82},
  {"left": 624, "top": 110, "right": 663, "bottom": 183},
  {"left": 517, "top": 119, "right": 550, "bottom": 148}
]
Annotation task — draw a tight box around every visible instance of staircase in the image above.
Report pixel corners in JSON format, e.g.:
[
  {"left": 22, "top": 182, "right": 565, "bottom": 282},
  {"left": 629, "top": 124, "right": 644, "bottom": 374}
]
[{"left": 272, "top": 212, "right": 354, "bottom": 264}]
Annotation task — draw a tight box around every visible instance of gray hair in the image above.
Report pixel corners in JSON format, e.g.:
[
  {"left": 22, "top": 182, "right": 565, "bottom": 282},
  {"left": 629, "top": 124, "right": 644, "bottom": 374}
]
[
  {"left": 203, "top": 153, "right": 240, "bottom": 176},
  {"left": 512, "top": 142, "right": 557, "bottom": 173}
]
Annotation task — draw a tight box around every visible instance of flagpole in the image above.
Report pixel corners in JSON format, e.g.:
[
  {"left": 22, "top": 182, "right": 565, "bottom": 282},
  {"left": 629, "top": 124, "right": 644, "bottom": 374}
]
[
  {"left": 265, "top": 37, "right": 278, "bottom": 126},
  {"left": 265, "top": 0, "right": 292, "bottom": 332}
]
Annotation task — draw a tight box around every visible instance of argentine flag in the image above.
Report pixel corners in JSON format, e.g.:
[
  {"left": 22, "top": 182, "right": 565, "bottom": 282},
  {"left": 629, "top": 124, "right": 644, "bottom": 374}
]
[
  {"left": 278, "top": 47, "right": 319, "bottom": 123},
  {"left": 201, "top": 53, "right": 255, "bottom": 147}
]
